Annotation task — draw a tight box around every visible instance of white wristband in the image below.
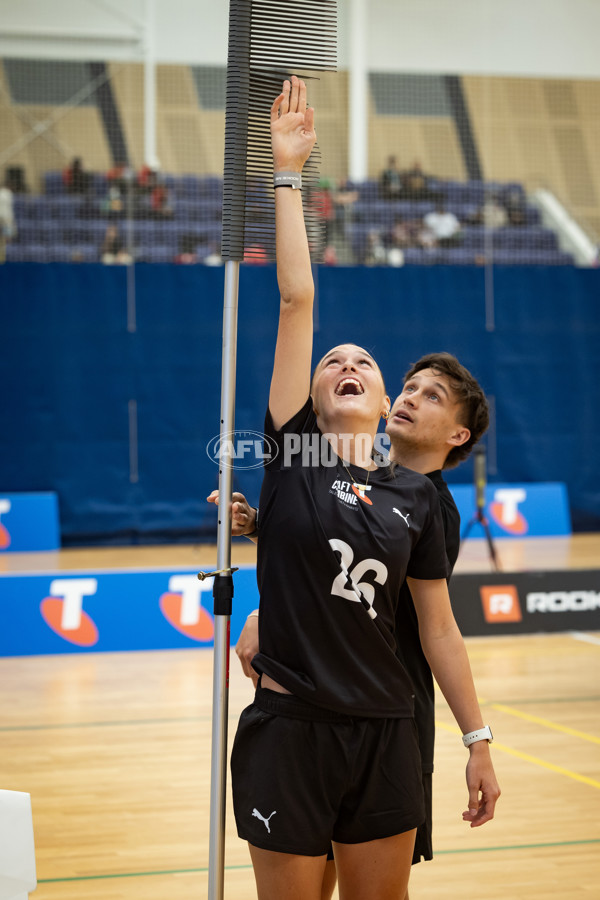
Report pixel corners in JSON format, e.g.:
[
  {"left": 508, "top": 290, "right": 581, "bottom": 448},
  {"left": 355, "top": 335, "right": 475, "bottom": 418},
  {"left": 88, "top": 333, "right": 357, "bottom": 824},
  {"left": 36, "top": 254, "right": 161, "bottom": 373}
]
[
  {"left": 247, "top": 610, "right": 259, "bottom": 619},
  {"left": 274, "top": 171, "right": 302, "bottom": 190},
  {"left": 462, "top": 725, "right": 493, "bottom": 747}
]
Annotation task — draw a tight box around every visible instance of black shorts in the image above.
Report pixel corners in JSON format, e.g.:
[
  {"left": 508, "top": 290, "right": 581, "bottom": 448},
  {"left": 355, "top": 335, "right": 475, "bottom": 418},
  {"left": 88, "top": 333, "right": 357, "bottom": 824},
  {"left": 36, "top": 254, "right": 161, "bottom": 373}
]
[
  {"left": 325, "top": 772, "right": 432, "bottom": 863},
  {"left": 412, "top": 773, "right": 433, "bottom": 863},
  {"left": 231, "top": 687, "right": 425, "bottom": 856}
]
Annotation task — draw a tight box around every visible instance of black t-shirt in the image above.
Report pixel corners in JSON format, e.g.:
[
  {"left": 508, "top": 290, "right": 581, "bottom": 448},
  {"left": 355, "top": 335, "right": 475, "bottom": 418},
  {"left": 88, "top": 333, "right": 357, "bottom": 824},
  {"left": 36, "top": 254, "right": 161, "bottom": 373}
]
[
  {"left": 252, "top": 399, "right": 449, "bottom": 718},
  {"left": 394, "top": 470, "right": 460, "bottom": 772}
]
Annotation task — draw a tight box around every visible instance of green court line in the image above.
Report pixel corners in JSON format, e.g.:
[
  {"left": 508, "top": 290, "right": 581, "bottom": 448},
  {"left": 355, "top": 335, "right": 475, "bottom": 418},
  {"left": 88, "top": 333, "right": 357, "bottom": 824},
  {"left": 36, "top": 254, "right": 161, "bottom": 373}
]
[
  {"left": 0, "top": 716, "right": 226, "bottom": 732},
  {"left": 37, "top": 838, "right": 600, "bottom": 884},
  {"left": 38, "top": 864, "right": 249, "bottom": 883}
]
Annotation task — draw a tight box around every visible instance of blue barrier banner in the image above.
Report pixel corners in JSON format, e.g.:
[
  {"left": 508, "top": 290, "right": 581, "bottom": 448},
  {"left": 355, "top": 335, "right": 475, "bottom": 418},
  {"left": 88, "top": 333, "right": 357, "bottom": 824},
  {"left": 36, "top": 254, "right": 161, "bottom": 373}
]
[
  {"left": 0, "top": 493, "right": 60, "bottom": 552},
  {"left": 0, "top": 566, "right": 259, "bottom": 657},
  {"left": 450, "top": 482, "right": 571, "bottom": 538},
  {"left": 3, "top": 559, "right": 597, "bottom": 657}
]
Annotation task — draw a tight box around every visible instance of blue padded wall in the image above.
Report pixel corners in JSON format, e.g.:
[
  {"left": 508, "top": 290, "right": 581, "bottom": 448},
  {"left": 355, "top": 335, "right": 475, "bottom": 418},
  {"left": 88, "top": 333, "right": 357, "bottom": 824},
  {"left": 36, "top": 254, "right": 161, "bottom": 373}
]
[{"left": 1, "top": 262, "right": 598, "bottom": 542}]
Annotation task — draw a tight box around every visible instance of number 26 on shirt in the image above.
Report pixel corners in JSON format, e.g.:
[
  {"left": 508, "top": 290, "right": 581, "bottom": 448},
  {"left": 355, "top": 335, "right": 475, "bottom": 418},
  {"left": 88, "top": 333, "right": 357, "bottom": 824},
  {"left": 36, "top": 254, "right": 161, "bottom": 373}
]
[{"left": 329, "top": 538, "right": 388, "bottom": 620}]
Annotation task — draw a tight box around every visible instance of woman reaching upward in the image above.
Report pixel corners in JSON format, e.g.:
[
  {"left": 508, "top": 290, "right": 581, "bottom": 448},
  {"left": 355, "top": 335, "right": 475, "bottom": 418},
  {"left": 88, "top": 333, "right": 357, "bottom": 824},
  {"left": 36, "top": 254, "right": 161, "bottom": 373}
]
[{"left": 230, "top": 77, "right": 499, "bottom": 900}]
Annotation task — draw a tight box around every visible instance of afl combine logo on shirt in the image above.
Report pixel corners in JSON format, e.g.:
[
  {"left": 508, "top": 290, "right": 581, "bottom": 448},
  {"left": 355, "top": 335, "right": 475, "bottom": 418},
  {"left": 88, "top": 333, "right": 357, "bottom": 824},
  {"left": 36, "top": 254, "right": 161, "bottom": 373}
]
[{"left": 330, "top": 478, "right": 373, "bottom": 508}]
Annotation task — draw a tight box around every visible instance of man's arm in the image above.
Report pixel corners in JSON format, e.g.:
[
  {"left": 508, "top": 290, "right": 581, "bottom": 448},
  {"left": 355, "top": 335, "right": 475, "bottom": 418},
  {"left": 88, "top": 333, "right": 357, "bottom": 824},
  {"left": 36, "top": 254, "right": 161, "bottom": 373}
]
[{"left": 235, "top": 611, "right": 259, "bottom": 687}]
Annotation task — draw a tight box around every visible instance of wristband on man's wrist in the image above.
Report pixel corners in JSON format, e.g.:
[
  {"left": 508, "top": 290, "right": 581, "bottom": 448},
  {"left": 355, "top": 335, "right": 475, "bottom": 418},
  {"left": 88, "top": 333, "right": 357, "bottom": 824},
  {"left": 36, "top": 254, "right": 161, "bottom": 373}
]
[
  {"left": 462, "top": 725, "right": 493, "bottom": 747},
  {"left": 245, "top": 507, "right": 259, "bottom": 539},
  {"left": 273, "top": 171, "right": 302, "bottom": 190}
]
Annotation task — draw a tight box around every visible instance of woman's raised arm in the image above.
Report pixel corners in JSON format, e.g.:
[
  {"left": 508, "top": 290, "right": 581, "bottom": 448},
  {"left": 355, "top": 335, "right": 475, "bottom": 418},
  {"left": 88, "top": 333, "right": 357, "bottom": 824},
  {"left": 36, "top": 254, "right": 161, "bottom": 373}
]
[{"left": 269, "top": 76, "right": 317, "bottom": 430}]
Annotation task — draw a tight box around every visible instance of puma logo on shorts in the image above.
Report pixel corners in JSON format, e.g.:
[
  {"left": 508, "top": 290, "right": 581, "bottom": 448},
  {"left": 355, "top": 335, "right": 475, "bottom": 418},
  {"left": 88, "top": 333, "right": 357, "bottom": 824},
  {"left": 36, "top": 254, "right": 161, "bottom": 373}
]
[{"left": 252, "top": 808, "right": 277, "bottom": 833}]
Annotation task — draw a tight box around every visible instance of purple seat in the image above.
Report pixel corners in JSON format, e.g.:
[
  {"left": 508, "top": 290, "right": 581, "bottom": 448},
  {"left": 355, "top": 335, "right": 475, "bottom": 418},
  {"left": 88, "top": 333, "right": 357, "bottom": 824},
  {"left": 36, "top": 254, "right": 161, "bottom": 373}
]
[
  {"left": 49, "top": 196, "right": 83, "bottom": 219},
  {"left": 6, "top": 243, "right": 50, "bottom": 262},
  {"left": 44, "top": 171, "right": 65, "bottom": 195},
  {"left": 135, "top": 245, "right": 176, "bottom": 263}
]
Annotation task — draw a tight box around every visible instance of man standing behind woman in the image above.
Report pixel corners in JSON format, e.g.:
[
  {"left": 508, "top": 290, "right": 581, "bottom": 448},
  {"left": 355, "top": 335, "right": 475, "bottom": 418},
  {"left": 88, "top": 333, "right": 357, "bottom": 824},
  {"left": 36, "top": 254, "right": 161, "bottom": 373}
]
[
  {"left": 228, "top": 77, "right": 499, "bottom": 900},
  {"left": 227, "top": 349, "right": 492, "bottom": 900}
]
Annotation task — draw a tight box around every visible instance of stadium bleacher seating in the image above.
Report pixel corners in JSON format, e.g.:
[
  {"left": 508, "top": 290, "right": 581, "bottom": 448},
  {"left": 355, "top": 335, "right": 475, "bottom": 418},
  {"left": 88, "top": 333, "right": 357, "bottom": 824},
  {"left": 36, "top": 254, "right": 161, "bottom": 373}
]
[{"left": 6, "top": 172, "right": 574, "bottom": 266}]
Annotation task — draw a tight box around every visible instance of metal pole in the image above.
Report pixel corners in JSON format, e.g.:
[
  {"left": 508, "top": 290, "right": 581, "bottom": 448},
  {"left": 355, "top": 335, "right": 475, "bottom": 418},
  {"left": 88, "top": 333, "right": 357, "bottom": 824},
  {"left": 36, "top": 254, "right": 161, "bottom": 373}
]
[
  {"left": 208, "top": 259, "right": 240, "bottom": 900},
  {"left": 349, "top": 0, "right": 368, "bottom": 182},
  {"left": 143, "top": 0, "right": 159, "bottom": 169}
]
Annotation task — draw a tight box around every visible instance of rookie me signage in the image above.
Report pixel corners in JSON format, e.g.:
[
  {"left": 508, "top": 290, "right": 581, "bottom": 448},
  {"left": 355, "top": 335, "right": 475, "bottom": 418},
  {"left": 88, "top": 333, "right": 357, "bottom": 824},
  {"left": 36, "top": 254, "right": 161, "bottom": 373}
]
[{"left": 451, "top": 570, "right": 600, "bottom": 636}]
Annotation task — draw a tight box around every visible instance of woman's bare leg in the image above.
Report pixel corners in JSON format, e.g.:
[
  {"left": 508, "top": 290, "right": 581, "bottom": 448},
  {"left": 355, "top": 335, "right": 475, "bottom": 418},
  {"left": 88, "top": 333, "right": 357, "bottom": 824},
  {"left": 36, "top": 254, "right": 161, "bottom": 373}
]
[
  {"left": 249, "top": 844, "right": 328, "bottom": 900},
  {"left": 333, "top": 830, "right": 416, "bottom": 900},
  {"left": 321, "top": 859, "right": 337, "bottom": 900}
]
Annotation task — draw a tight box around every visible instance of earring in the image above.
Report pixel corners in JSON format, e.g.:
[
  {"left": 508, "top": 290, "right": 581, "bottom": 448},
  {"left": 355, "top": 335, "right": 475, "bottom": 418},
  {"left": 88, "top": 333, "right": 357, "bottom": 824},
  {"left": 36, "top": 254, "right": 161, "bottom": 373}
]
[{"left": 381, "top": 409, "right": 390, "bottom": 420}]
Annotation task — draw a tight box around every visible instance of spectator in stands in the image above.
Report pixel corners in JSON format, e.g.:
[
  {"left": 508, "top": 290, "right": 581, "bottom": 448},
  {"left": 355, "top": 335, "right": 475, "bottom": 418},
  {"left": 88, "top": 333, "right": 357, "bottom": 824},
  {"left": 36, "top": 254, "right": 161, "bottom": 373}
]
[
  {"left": 380, "top": 155, "right": 404, "bottom": 200},
  {"left": 107, "top": 161, "right": 134, "bottom": 193},
  {"left": 4, "top": 166, "right": 28, "bottom": 194},
  {"left": 401, "top": 160, "right": 440, "bottom": 200},
  {"left": 105, "top": 161, "right": 136, "bottom": 215},
  {"left": 175, "top": 235, "right": 199, "bottom": 264},
  {"left": 504, "top": 189, "right": 527, "bottom": 227},
  {"left": 0, "top": 179, "right": 15, "bottom": 264},
  {"left": 388, "top": 214, "right": 416, "bottom": 249},
  {"left": 310, "top": 177, "right": 335, "bottom": 245},
  {"left": 472, "top": 194, "right": 508, "bottom": 229},
  {"left": 100, "top": 185, "right": 125, "bottom": 217},
  {"left": 421, "top": 203, "right": 462, "bottom": 248},
  {"left": 383, "top": 214, "right": 419, "bottom": 267},
  {"left": 63, "top": 157, "right": 91, "bottom": 194},
  {"left": 203, "top": 244, "right": 223, "bottom": 266},
  {"left": 364, "top": 228, "right": 387, "bottom": 265},
  {"left": 332, "top": 177, "right": 358, "bottom": 239},
  {"left": 100, "top": 225, "right": 132, "bottom": 265},
  {"left": 138, "top": 167, "right": 173, "bottom": 220}
]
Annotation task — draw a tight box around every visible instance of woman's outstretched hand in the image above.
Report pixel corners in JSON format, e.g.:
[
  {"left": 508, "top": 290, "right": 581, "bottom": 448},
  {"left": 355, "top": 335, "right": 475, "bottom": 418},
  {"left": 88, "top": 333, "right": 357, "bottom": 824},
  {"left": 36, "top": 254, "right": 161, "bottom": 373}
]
[{"left": 271, "top": 76, "right": 316, "bottom": 173}]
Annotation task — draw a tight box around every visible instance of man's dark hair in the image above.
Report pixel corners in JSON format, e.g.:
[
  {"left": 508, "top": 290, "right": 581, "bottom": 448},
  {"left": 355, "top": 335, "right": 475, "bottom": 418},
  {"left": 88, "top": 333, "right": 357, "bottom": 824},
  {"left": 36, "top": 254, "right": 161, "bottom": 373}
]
[{"left": 404, "top": 352, "right": 489, "bottom": 470}]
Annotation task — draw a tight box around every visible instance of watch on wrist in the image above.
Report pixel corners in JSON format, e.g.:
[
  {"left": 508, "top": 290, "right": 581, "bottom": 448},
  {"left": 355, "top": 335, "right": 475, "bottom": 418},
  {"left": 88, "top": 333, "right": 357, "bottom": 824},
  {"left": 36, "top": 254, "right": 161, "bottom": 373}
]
[{"left": 462, "top": 725, "right": 493, "bottom": 747}]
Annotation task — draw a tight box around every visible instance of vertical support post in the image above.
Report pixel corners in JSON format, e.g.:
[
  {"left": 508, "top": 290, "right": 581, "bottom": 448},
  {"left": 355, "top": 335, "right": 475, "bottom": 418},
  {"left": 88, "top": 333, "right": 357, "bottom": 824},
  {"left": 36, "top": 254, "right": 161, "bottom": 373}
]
[
  {"left": 208, "top": 259, "right": 240, "bottom": 900},
  {"left": 349, "top": 0, "right": 368, "bottom": 182},
  {"left": 143, "top": 0, "right": 159, "bottom": 169}
]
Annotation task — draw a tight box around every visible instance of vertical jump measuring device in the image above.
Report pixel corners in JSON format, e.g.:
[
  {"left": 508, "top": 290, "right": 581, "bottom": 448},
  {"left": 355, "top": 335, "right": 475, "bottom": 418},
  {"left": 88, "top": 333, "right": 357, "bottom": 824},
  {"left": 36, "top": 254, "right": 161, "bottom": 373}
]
[{"left": 208, "top": 2, "right": 337, "bottom": 897}]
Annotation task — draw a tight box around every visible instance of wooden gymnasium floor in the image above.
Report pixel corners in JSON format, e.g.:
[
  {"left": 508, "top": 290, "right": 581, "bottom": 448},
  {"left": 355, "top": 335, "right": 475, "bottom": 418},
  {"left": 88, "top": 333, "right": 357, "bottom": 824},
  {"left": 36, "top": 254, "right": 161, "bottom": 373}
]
[{"left": 1, "top": 534, "right": 599, "bottom": 899}]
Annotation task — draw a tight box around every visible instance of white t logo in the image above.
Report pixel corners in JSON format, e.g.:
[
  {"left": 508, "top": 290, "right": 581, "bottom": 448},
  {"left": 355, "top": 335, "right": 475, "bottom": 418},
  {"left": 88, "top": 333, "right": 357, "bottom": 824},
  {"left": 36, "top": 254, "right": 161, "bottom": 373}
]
[
  {"left": 493, "top": 488, "right": 526, "bottom": 526},
  {"left": 168, "top": 575, "right": 211, "bottom": 626},
  {"left": 50, "top": 578, "right": 98, "bottom": 630}
]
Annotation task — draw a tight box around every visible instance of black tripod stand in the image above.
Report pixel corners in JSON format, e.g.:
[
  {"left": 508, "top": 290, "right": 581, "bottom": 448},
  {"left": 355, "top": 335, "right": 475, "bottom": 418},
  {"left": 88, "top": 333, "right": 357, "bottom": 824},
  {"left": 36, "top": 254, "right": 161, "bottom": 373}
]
[{"left": 461, "top": 444, "right": 501, "bottom": 571}]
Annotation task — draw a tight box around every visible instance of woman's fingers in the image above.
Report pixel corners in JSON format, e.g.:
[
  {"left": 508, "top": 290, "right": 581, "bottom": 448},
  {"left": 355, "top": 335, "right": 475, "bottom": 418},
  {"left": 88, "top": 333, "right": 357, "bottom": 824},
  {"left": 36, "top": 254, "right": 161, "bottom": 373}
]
[
  {"left": 270, "top": 91, "right": 285, "bottom": 123},
  {"left": 280, "top": 78, "right": 291, "bottom": 115},
  {"left": 289, "top": 75, "right": 300, "bottom": 112},
  {"left": 298, "top": 78, "right": 307, "bottom": 113},
  {"left": 273, "top": 77, "right": 307, "bottom": 118}
]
